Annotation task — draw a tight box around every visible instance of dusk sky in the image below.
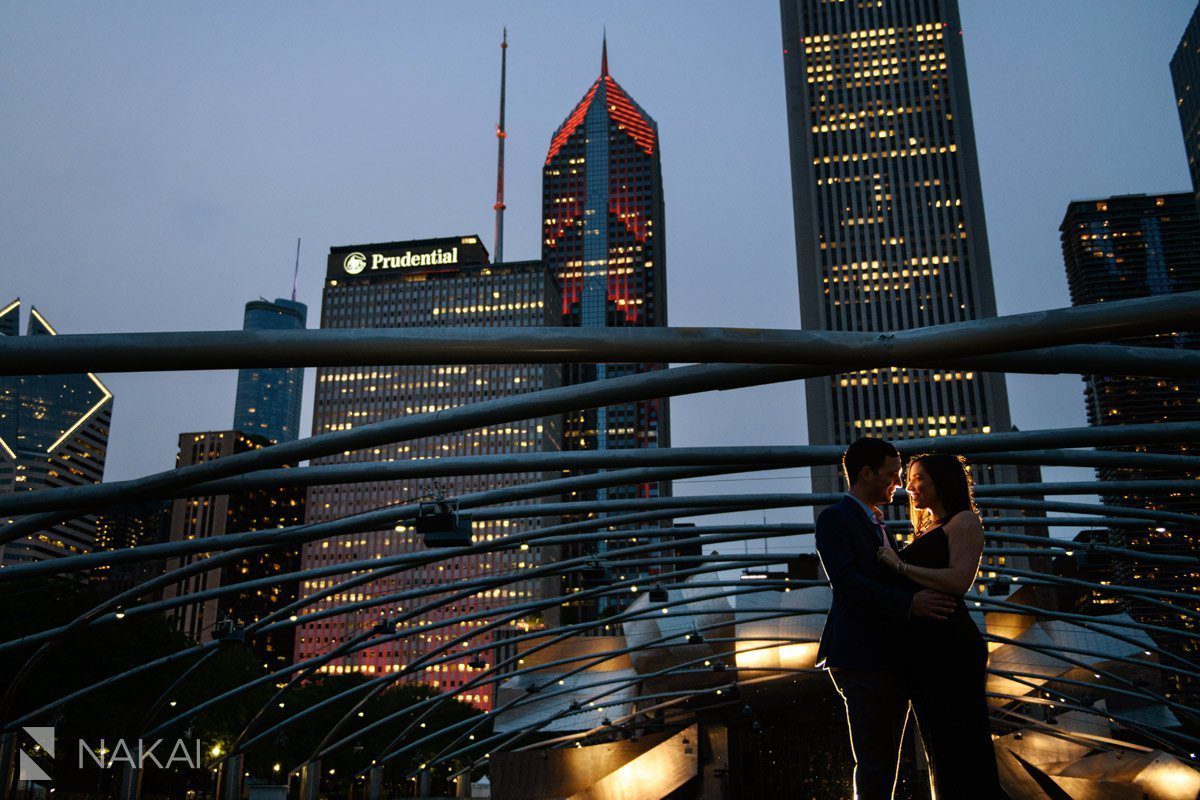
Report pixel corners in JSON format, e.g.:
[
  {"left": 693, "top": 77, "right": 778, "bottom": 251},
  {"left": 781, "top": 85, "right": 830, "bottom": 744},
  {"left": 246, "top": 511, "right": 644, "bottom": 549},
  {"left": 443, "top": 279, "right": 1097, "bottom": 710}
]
[{"left": 2, "top": 1, "right": 1196, "bottom": 542}]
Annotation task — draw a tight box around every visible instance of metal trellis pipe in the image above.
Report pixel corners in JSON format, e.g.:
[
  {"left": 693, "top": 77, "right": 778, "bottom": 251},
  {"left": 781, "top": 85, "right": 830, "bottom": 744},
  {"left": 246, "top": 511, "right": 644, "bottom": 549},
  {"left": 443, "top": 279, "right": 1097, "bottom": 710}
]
[{"left": 1, "top": 290, "right": 1197, "bottom": 374}]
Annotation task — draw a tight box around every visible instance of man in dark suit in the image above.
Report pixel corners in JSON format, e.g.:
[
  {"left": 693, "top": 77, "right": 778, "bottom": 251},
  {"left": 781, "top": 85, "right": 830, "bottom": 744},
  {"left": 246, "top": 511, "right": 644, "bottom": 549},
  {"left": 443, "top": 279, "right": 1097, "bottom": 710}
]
[{"left": 815, "top": 437, "right": 957, "bottom": 800}]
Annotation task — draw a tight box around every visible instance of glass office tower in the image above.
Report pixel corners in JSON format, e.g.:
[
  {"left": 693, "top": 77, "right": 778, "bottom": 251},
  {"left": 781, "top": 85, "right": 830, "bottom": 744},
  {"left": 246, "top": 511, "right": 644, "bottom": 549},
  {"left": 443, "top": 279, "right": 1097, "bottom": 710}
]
[
  {"left": 0, "top": 300, "right": 113, "bottom": 565},
  {"left": 233, "top": 298, "right": 307, "bottom": 444}
]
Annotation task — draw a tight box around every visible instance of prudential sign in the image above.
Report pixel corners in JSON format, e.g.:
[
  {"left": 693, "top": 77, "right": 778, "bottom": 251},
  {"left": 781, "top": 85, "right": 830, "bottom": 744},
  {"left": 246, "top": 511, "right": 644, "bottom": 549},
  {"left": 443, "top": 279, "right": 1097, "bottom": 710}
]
[{"left": 343, "top": 247, "right": 459, "bottom": 275}]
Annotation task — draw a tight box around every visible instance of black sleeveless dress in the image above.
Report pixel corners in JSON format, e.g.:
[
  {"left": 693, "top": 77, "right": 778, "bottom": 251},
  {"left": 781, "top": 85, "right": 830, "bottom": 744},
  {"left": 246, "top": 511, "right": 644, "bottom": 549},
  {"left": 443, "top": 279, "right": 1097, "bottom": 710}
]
[{"left": 899, "top": 525, "right": 1008, "bottom": 800}]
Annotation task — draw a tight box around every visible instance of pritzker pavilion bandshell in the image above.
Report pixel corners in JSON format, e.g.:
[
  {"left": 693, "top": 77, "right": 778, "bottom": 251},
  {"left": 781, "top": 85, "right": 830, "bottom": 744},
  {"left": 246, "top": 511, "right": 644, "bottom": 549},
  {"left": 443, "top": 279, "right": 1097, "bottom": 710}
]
[{"left": 2, "top": 291, "right": 1200, "bottom": 800}]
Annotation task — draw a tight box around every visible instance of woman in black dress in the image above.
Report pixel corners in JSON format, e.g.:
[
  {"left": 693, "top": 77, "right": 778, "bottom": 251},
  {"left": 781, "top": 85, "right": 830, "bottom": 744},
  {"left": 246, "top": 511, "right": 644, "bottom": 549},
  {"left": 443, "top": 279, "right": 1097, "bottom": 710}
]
[{"left": 876, "top": 453, "right": 1007, "bottom": 800}]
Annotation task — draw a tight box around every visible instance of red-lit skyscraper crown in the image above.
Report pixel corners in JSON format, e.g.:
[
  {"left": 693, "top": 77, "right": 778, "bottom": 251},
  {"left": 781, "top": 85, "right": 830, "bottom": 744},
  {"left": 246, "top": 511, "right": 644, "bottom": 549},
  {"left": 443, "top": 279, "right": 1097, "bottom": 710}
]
[{"left": 542, "top": 39, "right": 664, "bottom": 327}]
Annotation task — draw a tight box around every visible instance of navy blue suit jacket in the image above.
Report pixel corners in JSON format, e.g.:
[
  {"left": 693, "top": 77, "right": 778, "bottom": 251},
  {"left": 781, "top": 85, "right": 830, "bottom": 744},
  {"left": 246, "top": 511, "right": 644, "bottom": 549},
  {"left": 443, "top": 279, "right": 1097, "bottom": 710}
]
[{"left": 814, "top": 496, "right": 914, "bottom": 670}]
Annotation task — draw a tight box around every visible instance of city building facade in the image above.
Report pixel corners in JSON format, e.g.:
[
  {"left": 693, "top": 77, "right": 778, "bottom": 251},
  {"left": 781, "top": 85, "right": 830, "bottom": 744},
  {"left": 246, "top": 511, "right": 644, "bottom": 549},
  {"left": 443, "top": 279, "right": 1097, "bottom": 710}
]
[
  {"left": 1060, "top": 192, "right": 1200, "bottom": 700},
  {"left": 541, "top": 42, "right": 671, "bottom": 622},
  {"left": 0, "top": 300, "right": 113, "bottom": 565},
  {"left": 779, "top": 0, "right": 1014, "bottom": 495},
  {"left": 161, "top": 430, "right": 305, "bottom": 670},
  {"left": 1051, "top": 530, "right": 1122, "bottom": 617},
  {"left": 296, "top": 236, "right": 562, "bottom": 709},
  {"left": 1172, "top": 3, "right": 1200, "bottom": 214},
  {"left": 233, "top": 298, "right": 308, "bottom": 445},
  {"left": 92, "top": 499, "right": 172, "bottom": 593}
]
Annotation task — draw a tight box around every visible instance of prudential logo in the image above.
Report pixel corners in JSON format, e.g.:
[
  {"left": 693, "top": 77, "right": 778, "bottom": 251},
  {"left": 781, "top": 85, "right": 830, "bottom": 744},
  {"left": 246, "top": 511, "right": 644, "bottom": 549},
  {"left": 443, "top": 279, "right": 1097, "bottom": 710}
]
[
  {"left": 343, "top": 252, "right": 367, "bottom": 275},
  {"left": 18, "top": 726, "right": 54, "bottom": 783}
]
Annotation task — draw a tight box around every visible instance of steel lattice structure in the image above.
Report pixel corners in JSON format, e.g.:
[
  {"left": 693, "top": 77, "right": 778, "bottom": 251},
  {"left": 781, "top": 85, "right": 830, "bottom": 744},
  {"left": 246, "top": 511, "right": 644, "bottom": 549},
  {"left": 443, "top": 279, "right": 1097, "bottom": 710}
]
[{"left": 2, "top": 290, "right": 1200, "bottom": 800}]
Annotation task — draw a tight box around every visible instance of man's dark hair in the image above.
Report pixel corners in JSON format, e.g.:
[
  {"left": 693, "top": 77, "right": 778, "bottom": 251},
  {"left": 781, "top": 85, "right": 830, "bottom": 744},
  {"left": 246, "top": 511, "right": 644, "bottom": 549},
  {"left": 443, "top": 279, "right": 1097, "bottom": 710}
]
[{"left": 842, "top": 437, "right": 900, "bottom": 486}]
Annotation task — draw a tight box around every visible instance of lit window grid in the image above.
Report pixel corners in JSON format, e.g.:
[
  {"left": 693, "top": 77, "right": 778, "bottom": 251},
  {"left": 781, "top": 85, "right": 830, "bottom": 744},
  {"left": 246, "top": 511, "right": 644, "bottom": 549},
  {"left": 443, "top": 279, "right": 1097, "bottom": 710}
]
[
  {"left": 298, "top": 261, "right": 562, "bottom": 709},
  {"left": 0, "top": 305, "right": 114, "bottom": 564},
  {"left": 297, "top": 435, "right": 559, "bottom": 710},
  {"left": 0, "top": 404, "right": 111, "bottom": 564},
  {"left": 782, "top": 0, "right": 1012, "bottom": 493},
  {"left": 159, "top": 430, "right": 304, "bottom": 667},
  {"left": 797, "top": 17, "right": 983, "bottom": 331},
  {"left": 1059, "top": 192, "right": 1200, "bottom": 656}
]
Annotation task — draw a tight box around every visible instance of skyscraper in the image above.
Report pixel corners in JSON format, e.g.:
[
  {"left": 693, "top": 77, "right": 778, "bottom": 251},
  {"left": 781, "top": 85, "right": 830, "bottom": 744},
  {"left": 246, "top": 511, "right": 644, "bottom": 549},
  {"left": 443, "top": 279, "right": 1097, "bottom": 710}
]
[
  {"left": 1059, "top": 192, "right": 1200, "bottom": 700},
  {"left": 542, "top": 38, "right": 668, "bottom": 461},
  {"left": 233, "top": 298, "right": 307, "bottom": 445},
  {"left": 779, "top": 0, "right": 1014, "bottom": 493},
  {"left": 541, "top": 40, "right": 670, "bottom": 620},
  {"left": 1172, "top": 2, "right": 1200, "bottom": 213},
  {"left": 161, "top": 430, "right": 305, "bottom": 669},
  {"left": 296, "top": 236, "right": 562, "bottom": 709},
  {"left": 0, "top": 300, "right": 113, "bottom": 565},
  {"left": 92, "top": 499, "right": 171, "bottom": 593}
]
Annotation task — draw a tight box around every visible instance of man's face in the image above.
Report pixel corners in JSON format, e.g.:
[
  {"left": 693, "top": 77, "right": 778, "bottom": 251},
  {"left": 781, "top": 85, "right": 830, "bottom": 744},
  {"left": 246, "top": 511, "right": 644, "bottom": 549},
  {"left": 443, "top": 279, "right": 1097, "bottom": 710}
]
[{"left": 860, "top": 455, "right": 904, "bottom": 506}]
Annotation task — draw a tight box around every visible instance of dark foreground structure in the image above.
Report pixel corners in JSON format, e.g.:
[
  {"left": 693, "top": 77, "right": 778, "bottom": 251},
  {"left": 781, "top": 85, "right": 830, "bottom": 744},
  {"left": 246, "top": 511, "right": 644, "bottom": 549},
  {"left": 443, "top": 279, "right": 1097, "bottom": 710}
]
[{"left": 1, "top": 291, "right": 1200, "bottom": 798}]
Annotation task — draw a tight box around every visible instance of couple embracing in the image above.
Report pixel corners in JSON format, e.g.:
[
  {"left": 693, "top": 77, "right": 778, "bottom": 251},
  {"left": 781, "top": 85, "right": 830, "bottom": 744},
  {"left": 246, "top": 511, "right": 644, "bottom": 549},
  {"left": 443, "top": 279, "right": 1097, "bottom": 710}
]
[{"left": 814, "top": 437, "right": 1007, "bottom": 800}]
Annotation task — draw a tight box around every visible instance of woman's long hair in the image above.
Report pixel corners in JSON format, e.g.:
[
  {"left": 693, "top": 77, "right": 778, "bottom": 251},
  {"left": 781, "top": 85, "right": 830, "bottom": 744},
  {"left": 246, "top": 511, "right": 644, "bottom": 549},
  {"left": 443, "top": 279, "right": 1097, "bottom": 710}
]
[{"left": 907, "top": 453, "right": 978, "bottom": 535}]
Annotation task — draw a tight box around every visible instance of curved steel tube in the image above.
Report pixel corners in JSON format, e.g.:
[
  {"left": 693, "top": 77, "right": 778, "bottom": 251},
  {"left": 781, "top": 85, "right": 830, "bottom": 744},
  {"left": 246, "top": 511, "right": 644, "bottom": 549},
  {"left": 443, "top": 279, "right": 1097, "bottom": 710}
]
[{"left": 1, "top": 290, "right": 1197, "bottom": 374}]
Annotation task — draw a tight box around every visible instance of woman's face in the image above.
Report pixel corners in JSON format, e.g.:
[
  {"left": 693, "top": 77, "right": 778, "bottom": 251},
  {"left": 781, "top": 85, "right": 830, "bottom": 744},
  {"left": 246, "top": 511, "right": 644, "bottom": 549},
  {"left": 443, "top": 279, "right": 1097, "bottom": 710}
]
[{"left": 906, "top": 461, "right": 937, "bottom": 510}]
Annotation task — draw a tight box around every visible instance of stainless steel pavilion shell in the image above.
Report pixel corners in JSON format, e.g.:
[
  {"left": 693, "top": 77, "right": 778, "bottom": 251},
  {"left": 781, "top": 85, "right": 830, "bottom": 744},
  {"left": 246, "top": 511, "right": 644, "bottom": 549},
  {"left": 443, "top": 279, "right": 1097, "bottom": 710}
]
[{"left": 621, "top": 579, "right": 736, "bottom": 693}]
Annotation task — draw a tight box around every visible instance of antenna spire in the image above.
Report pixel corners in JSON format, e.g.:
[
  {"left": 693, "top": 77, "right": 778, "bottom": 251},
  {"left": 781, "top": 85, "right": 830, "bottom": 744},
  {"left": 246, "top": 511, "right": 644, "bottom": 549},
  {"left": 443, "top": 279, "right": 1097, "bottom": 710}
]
[
  {"left": 493, "top": 27, "right": 508, "bottom": 264},
  {"left": 292, "top": 238, "right": 301, "bottom": 302},
  {"left": 601, "top": 29, "right": 608, "bottom": 76}
]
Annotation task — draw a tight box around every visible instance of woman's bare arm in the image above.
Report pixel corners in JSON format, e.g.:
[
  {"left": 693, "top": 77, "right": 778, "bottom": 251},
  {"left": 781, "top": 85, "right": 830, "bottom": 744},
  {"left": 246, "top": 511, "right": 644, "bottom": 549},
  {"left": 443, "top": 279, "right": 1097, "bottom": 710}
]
[{"left": 877, "top": 511, "right": 983, "bottom": 596}]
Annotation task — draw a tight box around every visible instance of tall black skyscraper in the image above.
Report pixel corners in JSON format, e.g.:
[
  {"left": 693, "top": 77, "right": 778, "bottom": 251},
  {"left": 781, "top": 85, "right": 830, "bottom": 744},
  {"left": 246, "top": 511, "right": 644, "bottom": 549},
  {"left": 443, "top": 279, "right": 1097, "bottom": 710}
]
[
  {"left": 0, "top": 300, "right": 113, "bottom": 565},
  {"left": 233, "top": 298, "right": 307, "bottom": 444},
  {"left": 1060, "top": 192, "right": 1200, "bottom": 702},
  {"left": 779, "top": 0, "right": 1014, "bottom": 495},
  {"left": 1172, "top": 2, "right": 1200, "bottom": 212}
]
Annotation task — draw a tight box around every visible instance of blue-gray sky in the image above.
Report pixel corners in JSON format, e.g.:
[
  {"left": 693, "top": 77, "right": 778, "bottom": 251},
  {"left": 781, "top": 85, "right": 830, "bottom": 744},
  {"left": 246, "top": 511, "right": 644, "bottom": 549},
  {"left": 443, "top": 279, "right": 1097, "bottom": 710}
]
[{"left": 1, "top": 1, "right": 1195, "bottom": 539}]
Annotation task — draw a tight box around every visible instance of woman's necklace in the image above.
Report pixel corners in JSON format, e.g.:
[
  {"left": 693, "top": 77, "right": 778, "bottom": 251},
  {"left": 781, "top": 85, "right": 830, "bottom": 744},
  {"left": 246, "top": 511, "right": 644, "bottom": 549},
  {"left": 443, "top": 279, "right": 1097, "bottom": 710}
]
[{"left": 914, "top": 515, "right": 948, "bottom": 540}]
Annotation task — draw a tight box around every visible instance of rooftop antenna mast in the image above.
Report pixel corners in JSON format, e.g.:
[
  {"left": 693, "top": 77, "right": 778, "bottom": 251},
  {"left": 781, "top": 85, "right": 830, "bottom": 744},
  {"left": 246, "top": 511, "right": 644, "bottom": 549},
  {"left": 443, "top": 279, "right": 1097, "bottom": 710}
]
[
  {"left": 291, "top": 237, "right": 301, "bottom": 302},
  {"left": 493, "top": 27, "right": 508, "bottom": 263}
]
